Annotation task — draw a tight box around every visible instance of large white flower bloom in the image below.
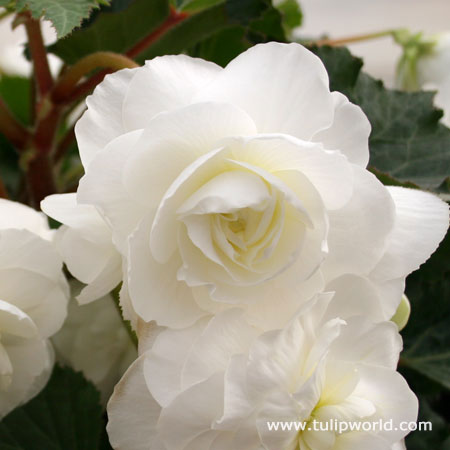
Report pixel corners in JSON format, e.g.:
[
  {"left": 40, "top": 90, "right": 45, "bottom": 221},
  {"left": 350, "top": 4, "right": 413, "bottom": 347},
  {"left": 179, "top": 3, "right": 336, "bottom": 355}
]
[
  {"left": 107, "top": 293, "right": 417, "bottom": 450},
  {"left": 0, "top": 199, "right": 68, "bottom": 418},
  {"left": 41, "top": 194, "right": 122, "bottom": 304},
  {"left": 52, "top": 281, "right": 137, "bottom": 404},
  {"left": 74, "top": 42, "right": 448, "bottom": 329}
]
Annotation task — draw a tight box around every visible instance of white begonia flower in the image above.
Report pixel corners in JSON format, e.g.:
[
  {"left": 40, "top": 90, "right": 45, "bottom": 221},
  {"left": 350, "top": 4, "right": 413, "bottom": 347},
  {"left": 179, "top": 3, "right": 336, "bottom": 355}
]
[
  {"left": 41, "top": 193, "right": 123, "bottom": 305},
  {"left": 0, "top": 9, "right": 61, "bottom": 77},
  {"left": 52, "top": 280, "right": 137, "bottom": 405},
  {"left": 75, "top": 42, "right": 449, "bottom": 330},
  {"left": 0, "top": 199, "right": 69, "bottom": 418},
  {"left": 107, "top": 293, "right": 418, "bottom": 450}
]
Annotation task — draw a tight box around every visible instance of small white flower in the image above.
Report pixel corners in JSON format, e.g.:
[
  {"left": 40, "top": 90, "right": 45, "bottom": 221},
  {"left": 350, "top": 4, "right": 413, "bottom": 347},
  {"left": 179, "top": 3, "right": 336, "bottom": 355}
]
[
  {"left": 41, "top": 193, "right": 123, "bottom": 305},
  {"left": 107, "top": 293, "right": 418, "bottom": 450},
  {"left": 0, "top": 199, "right": 69, "bottom": 418},
  {"left": 52, "top": 280, "right": 137, "bottom": 404}
]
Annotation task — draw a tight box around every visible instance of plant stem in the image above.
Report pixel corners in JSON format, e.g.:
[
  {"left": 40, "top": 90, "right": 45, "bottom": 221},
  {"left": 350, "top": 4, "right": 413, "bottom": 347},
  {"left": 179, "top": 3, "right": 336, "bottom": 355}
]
[
  {"left": 22, "top": 13, "right": 53, "bottom": 98},
  {"left": 310, "top": 29, "right": 396, "bottom": 47},
  {"left": 52, "top": 52, "right": 139, "bottom": 103},
  {"left": 25, "top": 104, "right": 62, "bottom": 206},
  {"left": 26, "top": 152, "right": 57, "bottom": 207},
  {"left": 0, "top": 97, "right": 30, "bottom": 150},
  {"left": 126, "top": 7, "right": 188, "bottom": 59},
  {"left": 54, "top": 125, "right": 75, "bottom": 163}
]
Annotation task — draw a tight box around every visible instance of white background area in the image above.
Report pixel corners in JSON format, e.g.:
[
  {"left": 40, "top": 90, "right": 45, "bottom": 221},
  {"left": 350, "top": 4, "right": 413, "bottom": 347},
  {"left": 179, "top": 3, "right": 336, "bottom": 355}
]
[{"left": 296, "top": 0, "right": 450, "bottom": 87}]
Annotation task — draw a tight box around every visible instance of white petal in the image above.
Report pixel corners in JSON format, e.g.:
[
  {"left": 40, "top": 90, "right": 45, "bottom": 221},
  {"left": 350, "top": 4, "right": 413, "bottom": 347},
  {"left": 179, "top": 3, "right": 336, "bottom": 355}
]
[
  {"left": 128, "top": 213, "right": 206, "bottom": 328},
  {"left": 158, "top": 373, "right": 224, "bottom": 450},
  {"left": 354, "top": 365, "right": 418, "bottom": 444},
  {"left": 75, "top": 67, "right": 139, "bottom": 168},
  {"left": 76, "top": 253, "right": 122, "bottom": 305},
  {"left": 215, "top": 354, "right": 253, "bottom": 429},
  {"left": 41, "top": 193, "right": 105, "bottom": 231},
  {"left": 144, "top": 317, "right": 207, "bottom": 407},
  {"left": 370, "top": 187, "right": 449, "bottom": 282},
  {"left": 226, "top": 134, "right": 354, "bottom": 211},
  {"left": 0, "top": 198, "right": 50, "bottom": 239},
  {"left": 0, "top": 229, "right": 62, "bottom": 279},
  {"left": 56, "top": 226, "right": 112, "bottom": 284},
  {"left": 125, "top": 101, "right": 257, "bottom": 235},
  {"left": 122, "top": 55, "right": 221, "bottom": 130},
  {"left": 0, "top": 338, "right": 53, "bottom": 419},
  {"left": 0, "top": 299, "right": 37, "bottom": 338},
  {"left": 107, "top": 354, "right": 165, "bottom": 450},
  {"left": 181, "top": 309, "right": 257, "bottom": 389},
  {"left": 333, "top": 432, "right": 387, "bottom": 450},
  {"left": 312, "top": 92, "right": 371, "bottom": 168},
  {"left": 329, "top": 317, "right": 402, "bottom": 370},
  {"left": 322, "top": 166, "right": 396, "bottom": 281},
  {"left": 196, "top": 42, "right": 334, "bottom": 139},
  {"left": 77, "top": 130, "right": 145, "bottom": 252},
  {"left": 325, "top": 274, "right": 386, "bottom": 322}
]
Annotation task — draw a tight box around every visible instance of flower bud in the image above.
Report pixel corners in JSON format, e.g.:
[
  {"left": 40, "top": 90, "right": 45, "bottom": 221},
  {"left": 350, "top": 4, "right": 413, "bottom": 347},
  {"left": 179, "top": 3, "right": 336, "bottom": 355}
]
[{"left": 391, "top": 294, "right": 411, "bottom": 331}]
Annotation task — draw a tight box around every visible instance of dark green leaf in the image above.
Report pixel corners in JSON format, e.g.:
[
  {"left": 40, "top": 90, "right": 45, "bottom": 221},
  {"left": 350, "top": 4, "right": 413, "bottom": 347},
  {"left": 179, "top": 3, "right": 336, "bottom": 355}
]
[
  {"left": 146, "top": 0, "right": 284, "bottom": 65},
  {"left": 400, "top": 229, "right": 450, "bottom": 390},
  {"left": 48, "top": 0, "right": 170, "bottom": 65},
  {"left": 311, "top": 45, "right": 450, "bottom": 191},
  {"left": 0, "top": 365, "right": 104, "bottom": 450},
  {"left": 0, "top": 76, "right": 32, "bottom": 125},
  {"left": 16, "top": 0, "right": 104, "bottom": 38},
  {"left": 404, "top": 394, "right": 450, "bottom": 449},
  {"left": 276, "top": 0, "right": 302, "bottom": 31},
  {"left": 177, "top": 0, "right": 223, "bottom": 12},
  {"left": 0, "top": 76, "right": 31, "bottom": 198}
]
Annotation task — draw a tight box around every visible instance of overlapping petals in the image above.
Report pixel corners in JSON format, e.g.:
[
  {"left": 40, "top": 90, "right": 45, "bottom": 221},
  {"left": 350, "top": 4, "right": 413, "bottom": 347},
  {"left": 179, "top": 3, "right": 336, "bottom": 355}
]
[
  {"left": 0, "top": 199, "right": 69, "bottom": 418},
  {"left": 107, "top": 294, "right": 417, "bottom": 450}
]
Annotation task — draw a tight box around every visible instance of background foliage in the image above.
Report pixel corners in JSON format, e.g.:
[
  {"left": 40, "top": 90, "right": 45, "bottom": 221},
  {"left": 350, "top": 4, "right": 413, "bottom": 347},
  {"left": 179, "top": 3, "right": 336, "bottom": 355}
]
[{"left": 0, "top": 0, "right": 448, "bottom": 448}]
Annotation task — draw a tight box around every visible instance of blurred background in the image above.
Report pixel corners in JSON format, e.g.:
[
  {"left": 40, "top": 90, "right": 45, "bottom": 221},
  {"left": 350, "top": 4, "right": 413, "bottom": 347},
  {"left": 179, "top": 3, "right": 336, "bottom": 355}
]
[{"left": 297, "top": 0, "right": 450, "bottom": 87}]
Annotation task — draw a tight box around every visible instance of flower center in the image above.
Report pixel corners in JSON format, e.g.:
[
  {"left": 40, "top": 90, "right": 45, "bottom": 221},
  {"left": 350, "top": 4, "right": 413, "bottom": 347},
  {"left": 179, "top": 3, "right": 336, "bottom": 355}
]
[{"left": 228, "top": 217, "right": 246, "bottom": 234}]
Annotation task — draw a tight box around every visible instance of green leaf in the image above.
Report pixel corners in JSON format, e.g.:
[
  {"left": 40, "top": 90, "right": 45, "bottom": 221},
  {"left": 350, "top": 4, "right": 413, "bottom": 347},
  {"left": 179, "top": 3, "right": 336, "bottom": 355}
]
[
  {"left": 0, "top": 365, "right": 106, "bottom": 449},
  {"left": 177, "top": 0, "right": 223, "bottom": 12},
  {"left": 399, "top": 230, "right": 450, "bottom": 391},
  {"left": 48, "top": 0, "right": 169, "bottom": 65},
  {"left": 0, "top": 76, "right": 32, "bottom": 125},
  {"left": 0, "top": 76, "right": 31, "bottom": 198},
  {"left": 143, "top": 0, "right": 285, "bottom": 65},
  {"left": 16, "top": 0, "right": 105, "bottom": 38},
  {"left": 276, "top": 0, "right": 302, "bottom": 31},
  {"left": 311, "top": 45, "right": 450, "bottom": 191}
]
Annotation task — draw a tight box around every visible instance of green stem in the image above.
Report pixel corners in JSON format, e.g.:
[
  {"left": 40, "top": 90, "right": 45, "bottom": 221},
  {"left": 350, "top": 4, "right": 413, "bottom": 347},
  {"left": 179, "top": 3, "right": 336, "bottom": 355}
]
[
  {"left": 52, "top": 52, "right": 139, "bottom": 103},
  {"left": 111, "top": 284, "right": 138, "bottom": 349},
  {"left": 310, "top": 29, "right": 398, "bottom": 47}
]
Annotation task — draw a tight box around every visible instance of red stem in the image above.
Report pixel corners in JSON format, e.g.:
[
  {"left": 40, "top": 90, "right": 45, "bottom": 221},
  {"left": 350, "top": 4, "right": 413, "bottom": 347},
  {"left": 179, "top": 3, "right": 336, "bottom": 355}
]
[
  {"left": 23, "top": 13, "right": 53, "bottom": 98},
  {"left": 126, "top": 8, "right": 188, "bottom": 59}
]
